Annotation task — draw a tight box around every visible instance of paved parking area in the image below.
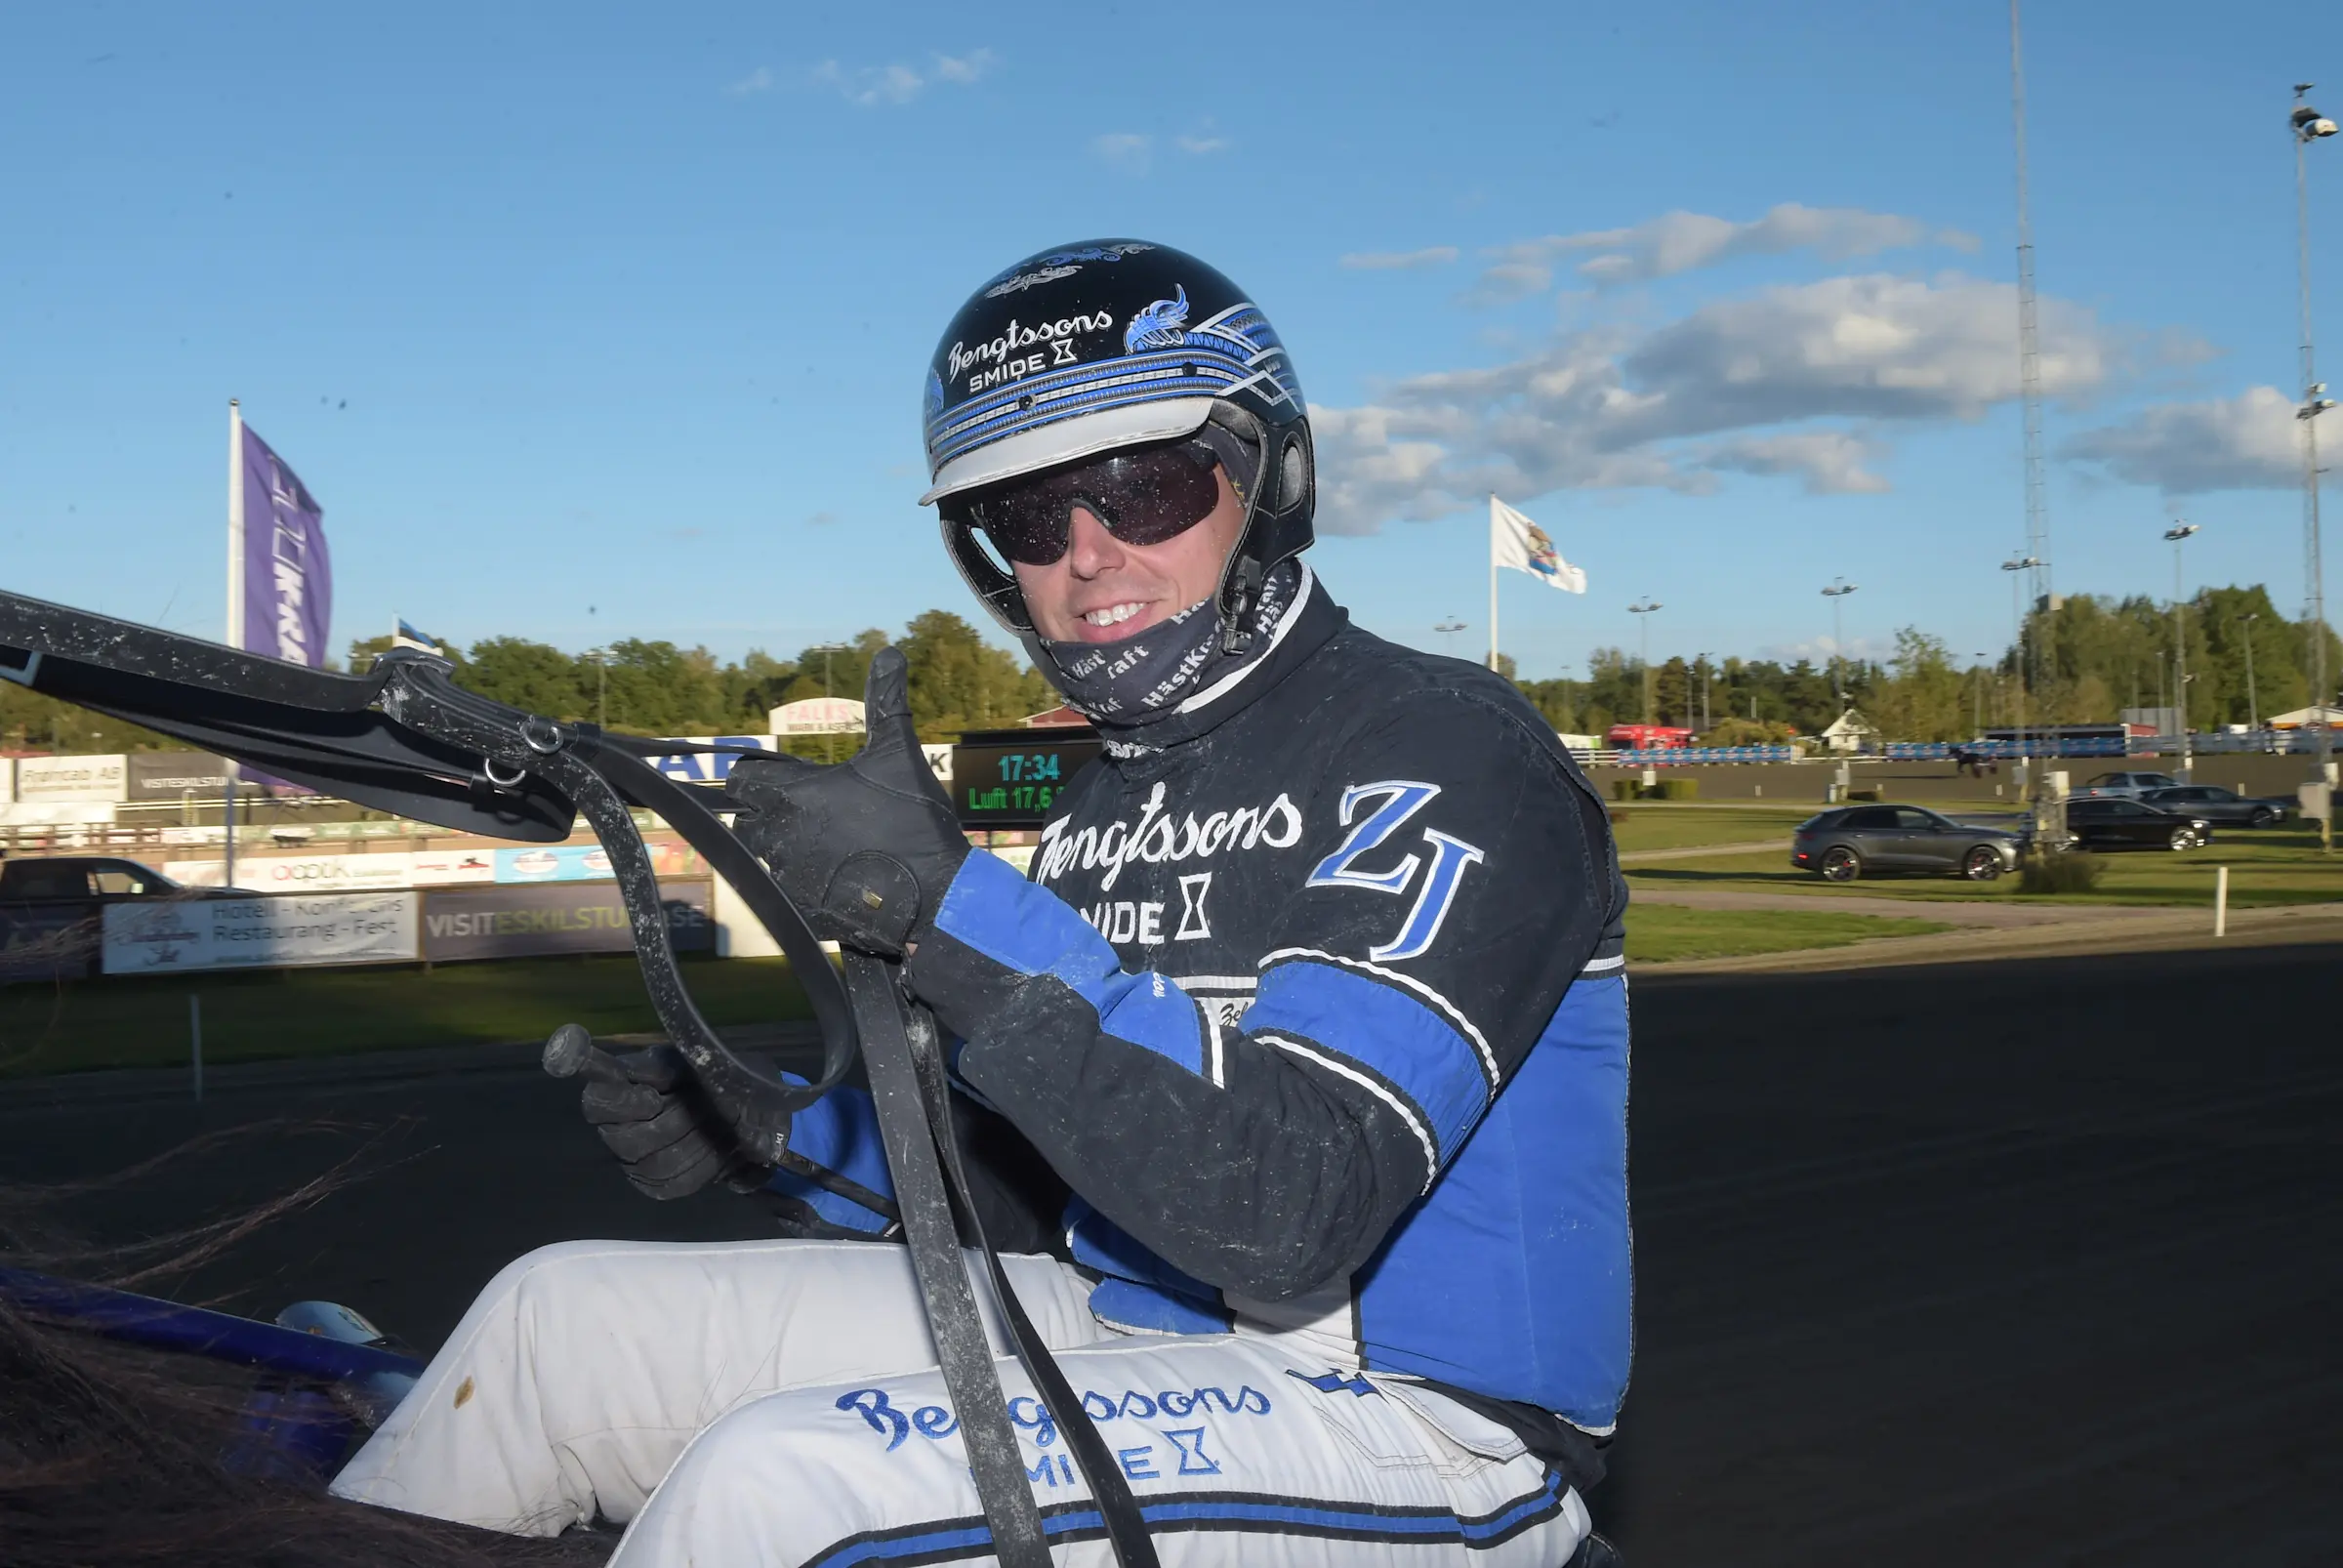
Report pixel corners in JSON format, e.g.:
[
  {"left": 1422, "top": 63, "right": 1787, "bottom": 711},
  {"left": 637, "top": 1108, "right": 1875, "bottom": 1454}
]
[{"left": 3, "top": 944, "right": 2337, "bottom": 1565}]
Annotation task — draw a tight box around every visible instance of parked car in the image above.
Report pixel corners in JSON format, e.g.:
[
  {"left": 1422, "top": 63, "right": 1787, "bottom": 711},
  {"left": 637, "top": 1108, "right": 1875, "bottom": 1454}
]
[
  {"left": 1792, "top": 805, "right": 2026, "bottom": 883},
  {"left": 2061, "top": 798, "right": 2213, "bottom": 850},
  {"left": 0, "top": 855, "right": 190, "bottom": 903},
  {"left": 2071, "top": 770, "right": 2180, "bottom": 801},
  {"left": 2136, "top": 784, "right": 2292, "bottom": 828}
]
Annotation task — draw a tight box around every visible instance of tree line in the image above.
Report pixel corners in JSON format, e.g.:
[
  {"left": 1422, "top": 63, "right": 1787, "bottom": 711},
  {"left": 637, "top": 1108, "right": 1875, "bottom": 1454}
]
[
  {"left": 352, "top": 611, "right": 1062, "bottom": 742},
  {"left": 1509, "top": 582, "right": 2339, "bottom": 744},
  {"left": 4, "top": 583, "right": 2333, "bottom": 756},
  {"left": 0, "top": 610, "right": 1060, "bottom": 756}
]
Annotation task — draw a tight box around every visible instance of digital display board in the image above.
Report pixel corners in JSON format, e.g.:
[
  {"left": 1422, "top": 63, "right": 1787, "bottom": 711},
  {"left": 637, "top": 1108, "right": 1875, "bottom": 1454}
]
[{"left": 951, "top": 728, "right": 1103, "bottom": 829}]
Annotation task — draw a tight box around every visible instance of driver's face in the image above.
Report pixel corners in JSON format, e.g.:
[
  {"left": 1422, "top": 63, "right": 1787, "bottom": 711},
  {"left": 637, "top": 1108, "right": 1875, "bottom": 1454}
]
[{"left": 1012, "top": 463, "right": 1247, "bottom": 645}]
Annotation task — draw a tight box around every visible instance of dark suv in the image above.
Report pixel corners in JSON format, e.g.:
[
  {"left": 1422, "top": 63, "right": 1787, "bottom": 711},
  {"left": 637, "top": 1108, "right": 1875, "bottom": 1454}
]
[
  {"left": 1792, "top": 805, "right": 2025, "bottom": 883},
  {"left": 0, "top": 855, "right": 187, "bottom": 902}
]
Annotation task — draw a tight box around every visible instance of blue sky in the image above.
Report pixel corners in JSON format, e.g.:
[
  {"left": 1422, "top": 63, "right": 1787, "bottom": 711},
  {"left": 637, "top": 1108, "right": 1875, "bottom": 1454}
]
[{"left": 4, "top": 1, "right": 2340, "bottom": 681}]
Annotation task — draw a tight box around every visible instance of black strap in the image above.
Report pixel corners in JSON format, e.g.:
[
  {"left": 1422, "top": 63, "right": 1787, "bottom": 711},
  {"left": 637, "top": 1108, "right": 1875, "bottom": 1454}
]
[
  {"left": 845, "top": 953, "right": 1055, "bottom": 1568},
  {"left": 904, "top": 1001, "right": 1162, "bottom": 1568}
]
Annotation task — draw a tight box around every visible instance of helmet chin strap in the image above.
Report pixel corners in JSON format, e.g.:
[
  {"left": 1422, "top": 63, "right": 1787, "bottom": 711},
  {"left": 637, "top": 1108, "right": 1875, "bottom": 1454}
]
[
  {"left": 1196, "top": 411, "right": 1274, "bottom": 654},
  {"left": 1216, "top": 555, "right": 1266, "bottom": 655}
]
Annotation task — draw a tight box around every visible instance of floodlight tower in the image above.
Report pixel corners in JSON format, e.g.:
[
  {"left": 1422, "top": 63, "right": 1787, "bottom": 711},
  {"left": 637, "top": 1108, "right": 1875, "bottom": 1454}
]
[
  {"left": 1821, "top": 579, "right": 1859, "bottom": 709},
  {"left": 1627, "top": 599, "right": 1663, "bottom": 725},
  {"left": 2164, "top": 521, "right": 2200, "bottom": 778},
  {"left": 2001, "top": 554, "right": 2054, "bottom": 841},
  {"left": 2294, "top": 84, "right": 2338, "bottom": 850}
]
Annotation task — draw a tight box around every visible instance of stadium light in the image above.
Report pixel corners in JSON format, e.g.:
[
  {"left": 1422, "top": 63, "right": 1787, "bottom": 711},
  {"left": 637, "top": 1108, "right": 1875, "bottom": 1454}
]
[
  {"left": 1821, "top": 579, "right": 1859, "bottom": 708},
  {"left": 1626, "top": 599, "right": 1663, "bottom": 726},
  {"left": 2164, "top": 522, "right": 2200, "bottom": 776}
]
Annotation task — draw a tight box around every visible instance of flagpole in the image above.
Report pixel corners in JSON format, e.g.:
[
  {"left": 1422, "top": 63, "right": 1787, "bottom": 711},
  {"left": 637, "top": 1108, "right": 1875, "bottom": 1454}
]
[
  {"left": 1488, "top": 495, "right": 1500, "bottom": 672},
  {"left": 225, "top": 399, "right": 243, "bottom": 890}
]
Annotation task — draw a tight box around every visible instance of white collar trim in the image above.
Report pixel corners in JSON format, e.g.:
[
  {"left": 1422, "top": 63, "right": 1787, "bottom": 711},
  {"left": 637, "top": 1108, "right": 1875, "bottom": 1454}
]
[{"left": 1173, "top": 562, "right": 1315, "bottom": 716}]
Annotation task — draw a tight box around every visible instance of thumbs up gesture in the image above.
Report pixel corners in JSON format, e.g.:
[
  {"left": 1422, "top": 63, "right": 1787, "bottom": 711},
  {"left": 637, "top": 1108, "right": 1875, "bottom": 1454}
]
[{"left": 726, "top": 646, "right": 968, "bottom": 957}]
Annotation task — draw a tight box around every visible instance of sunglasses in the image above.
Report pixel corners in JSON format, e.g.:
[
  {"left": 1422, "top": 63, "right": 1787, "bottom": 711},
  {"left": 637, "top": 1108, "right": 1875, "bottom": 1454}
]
[{"left": 955, "top": 440, "right": 1228, "bottom": 567}]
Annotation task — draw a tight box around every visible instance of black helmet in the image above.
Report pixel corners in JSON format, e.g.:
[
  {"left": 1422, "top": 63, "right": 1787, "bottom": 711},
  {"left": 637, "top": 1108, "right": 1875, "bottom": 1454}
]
[{"left": 921, "top": 239, "right": 1315, "bottom": 651}]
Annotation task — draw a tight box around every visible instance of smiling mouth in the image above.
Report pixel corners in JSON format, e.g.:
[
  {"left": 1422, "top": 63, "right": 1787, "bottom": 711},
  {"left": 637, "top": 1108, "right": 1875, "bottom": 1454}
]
[{"left": 1081, "top": 602, "right": 1148, "bottom": 629}]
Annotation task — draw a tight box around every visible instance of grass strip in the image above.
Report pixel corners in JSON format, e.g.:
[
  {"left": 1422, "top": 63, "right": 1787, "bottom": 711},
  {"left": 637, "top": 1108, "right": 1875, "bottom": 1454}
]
[
  {"left": 1625, "top": 904, "right": 1951, "bottom": 964},
  {"left": 1624, "top": 827, "right": 2343, "bottom": 908}
]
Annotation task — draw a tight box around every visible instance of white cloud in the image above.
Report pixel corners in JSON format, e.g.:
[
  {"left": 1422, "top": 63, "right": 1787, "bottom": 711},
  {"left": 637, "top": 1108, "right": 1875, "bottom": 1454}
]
[
  {"left": 1093, "top": 126, "right": 1227, "bottom": 172},
  {"left": 811, "top": 49, "right": 995, "bottom": 107},
  {"left": 1701, "top": 431, "right": 1891, "bottom": 494},
  {"left": 1339, "top": 247, "right": 1460, "bottom": 271},
  {"left": 726, "top": 65, "right": 774, "bottom": 97},
  {"left": 2063, "top": 387, "right": 2301, "bottom": 493},
  {"left": 1466, "top": 203, "right": 1975, "bottom": 304},
  {"left": 1091, "top": 133, "right": 1152, "bottom": 172},
  {"left": 1310, "top": 270, "right": 2144, "bottom": 534},
  {"left": 930, "top": 50, "right": 996, "bottom": 84},
  {"left": 1619, "top": 271, "right": 2111, "bottom": 436},
  {"left": 1459, "top": 262, "right": 1551, "bottom": 307}
]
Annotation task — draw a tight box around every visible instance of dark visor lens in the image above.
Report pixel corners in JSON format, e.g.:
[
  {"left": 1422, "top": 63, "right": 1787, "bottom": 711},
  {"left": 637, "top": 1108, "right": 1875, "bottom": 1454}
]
[{"left": 965, "top": 442, "right": 1223, "bottom": 566}]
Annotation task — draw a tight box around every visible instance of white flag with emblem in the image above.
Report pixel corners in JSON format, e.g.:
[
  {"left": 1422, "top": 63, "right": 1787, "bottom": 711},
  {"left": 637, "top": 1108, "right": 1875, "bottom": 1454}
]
[{"left": 1490, "top": 497, "right": 1586, "bottom": 594}]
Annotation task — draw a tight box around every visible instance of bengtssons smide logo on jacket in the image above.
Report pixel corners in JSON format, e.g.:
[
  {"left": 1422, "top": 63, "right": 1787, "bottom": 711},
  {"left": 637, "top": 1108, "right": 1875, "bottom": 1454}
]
[
  {"left": 1033, "top": 778, "right": 1484, "bottom": 966},
  {"left": 1035, "top": 781, "right": 1303, "bottom": 893}
]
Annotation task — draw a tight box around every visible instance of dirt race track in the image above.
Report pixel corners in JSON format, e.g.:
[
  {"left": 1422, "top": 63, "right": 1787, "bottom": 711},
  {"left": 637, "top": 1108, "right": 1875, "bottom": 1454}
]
[{"left": 3, "top": 941, "right": 2338, "bottom": 1566}]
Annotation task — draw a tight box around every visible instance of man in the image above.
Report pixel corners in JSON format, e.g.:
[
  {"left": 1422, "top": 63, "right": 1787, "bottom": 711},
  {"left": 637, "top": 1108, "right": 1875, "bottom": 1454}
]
[{"left": 333, "top": 240, "right": 1630, "bottom": 1566}]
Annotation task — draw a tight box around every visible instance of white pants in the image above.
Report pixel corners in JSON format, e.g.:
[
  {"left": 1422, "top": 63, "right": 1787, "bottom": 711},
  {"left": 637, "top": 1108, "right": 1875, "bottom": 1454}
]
[{"left": 331, "top": 1238, "right": 1590, "bottom": 1566}]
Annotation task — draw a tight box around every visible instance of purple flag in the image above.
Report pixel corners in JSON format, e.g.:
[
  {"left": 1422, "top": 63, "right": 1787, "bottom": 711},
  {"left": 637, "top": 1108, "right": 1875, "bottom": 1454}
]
[{"left": 239, "top": 424, "right": 332, "bottom": 666}]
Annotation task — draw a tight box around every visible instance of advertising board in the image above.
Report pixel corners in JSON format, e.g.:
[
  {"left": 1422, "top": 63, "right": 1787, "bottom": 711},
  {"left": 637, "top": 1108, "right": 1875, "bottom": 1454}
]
[
  {"left": 769, "top": 698, "right": 865, "bottom": 737},
  {"left": 102, "top": 892, "right": 419, "bottom": 975},
  {"left": 493, "top": 845, "right": 615, "bottom": 884},
  {"left": 237, "top": 852, "right": 418, "bottom": 893},
  {"left": 15, "top": 755, "right": 128, "bottom": 804},
  {"left": 492, "top": 841, "right": 698, "bottom": 883},
  {"left": 166, "top": 852, "right": 419, "bottom": 893},
  {"left": 419, "top": 880, "right": 713, "bottom": 962},
  {"left": 643, "top": 735, "right": 773, "bottom": 787},
  {"left": 407, "top": 847, "right": 498, "bottom": 885},
  {"left": 126, "top": 752, "right": 233, "bottom": 803}
]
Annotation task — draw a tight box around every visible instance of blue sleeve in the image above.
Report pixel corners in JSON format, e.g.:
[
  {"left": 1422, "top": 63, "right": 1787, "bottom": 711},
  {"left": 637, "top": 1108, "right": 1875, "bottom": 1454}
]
[
  {"left": 764, "top": 1083, "right": 895, "bottom": 1234},
  {"left": 928, "top": 849, "right": 1214, "bottom": 1077}
]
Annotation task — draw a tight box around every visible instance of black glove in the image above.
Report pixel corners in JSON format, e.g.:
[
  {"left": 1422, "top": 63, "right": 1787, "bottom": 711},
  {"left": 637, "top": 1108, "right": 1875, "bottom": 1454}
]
[
  {"left": 579, "top": 1044, "right": 767, "bottom": 1200},
  {"left": 726, "top": 646, "right": 968, "bottom": 957}
]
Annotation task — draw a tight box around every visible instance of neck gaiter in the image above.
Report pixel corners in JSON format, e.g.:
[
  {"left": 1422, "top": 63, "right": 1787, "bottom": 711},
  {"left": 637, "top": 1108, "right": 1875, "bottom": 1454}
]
[{"left": 1039, "top": 560, "right": 1301, "bottom": 724}]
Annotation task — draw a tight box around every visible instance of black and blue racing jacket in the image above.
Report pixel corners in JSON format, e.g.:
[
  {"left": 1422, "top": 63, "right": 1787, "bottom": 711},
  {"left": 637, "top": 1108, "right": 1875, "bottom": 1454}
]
[{"left": 774, "top": 570, "right": 1631, "bottom": 1432}]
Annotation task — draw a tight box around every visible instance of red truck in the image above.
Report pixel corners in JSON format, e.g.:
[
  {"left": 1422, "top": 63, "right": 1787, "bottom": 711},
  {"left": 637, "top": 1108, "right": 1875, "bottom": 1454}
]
[{"left": 1605, "top": 724, "right": 1694, "bottom": 750}]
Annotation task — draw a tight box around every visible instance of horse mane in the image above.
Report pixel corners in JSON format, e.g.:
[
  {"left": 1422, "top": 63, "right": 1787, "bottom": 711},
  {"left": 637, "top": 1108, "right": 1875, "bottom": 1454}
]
[{"left": 0, "top": 1124, "right": 609, "bottom": 1567}]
